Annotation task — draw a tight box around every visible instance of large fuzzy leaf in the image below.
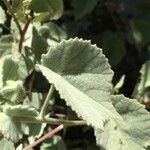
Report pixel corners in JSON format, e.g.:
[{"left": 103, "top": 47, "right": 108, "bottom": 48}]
[
  {"left": 36, "top": 38, "right": 121, "bottom": 130},
  {"left": 95, "top": 95, "right": 150, "bottom": 150},
  {"left": 41, "top": 38, "right": 113, "bottom": 103}
]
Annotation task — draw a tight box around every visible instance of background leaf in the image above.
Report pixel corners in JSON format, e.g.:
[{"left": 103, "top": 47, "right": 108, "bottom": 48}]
[
  {"left": 29, "top": 0, "right": 63, "bottom": 20},
  {"left": 0, "top": 112, "right": 22, "bottom": 142},
  {"left": 31, "top": 27, "right": 48, "bottom": 63}
]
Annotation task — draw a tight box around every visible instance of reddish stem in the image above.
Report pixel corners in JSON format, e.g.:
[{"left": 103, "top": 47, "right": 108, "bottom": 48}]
[
  {"left": 18, "top": 15, "right": 33, "bottom": 53},
  {"left": 23, "top": 125, "right": 64, "bottom": 150}
]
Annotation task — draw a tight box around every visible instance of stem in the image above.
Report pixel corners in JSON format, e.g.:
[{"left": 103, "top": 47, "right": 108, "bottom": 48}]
[
  {"left": 39, "top": 84, "right": 55, "bottom": 118},
  {"left": 18, "top": 15, "right": 33, "bottom": 53},
  {"left": 14, "top": 116, "right": 86, "bottom": 127},
  {"left": 3, "top": 0, "right": 22, "bottom": 35},
  {"left": 23, "top": 125, "right": 64, "bottom": 150}
]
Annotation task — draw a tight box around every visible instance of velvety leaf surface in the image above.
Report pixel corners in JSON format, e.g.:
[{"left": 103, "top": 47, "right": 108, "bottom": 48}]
[
  {"left": 31, "top": 27, "right": 48, "bottom": 63},
  {"left": 0, "top": 112, "right": 22, "bottom": 142},
  {"left": 0, "top": 80, "right": 25, "bottom": 103},
  {"left": 95, "top": 95, "right": 150, "bottom": 150},
  {"left": 3, "top": 105, "right": 39, "bottom": 117},
  {"left": 138, "top": 60, "right": 150, "bottom": 92},
  {"left": 0, "top": 55, "right": 18, "bottom": 88},
  {"left": 0, "top": 137, "right": 15, "bottom": 150},
  {"left": 36, "top": 38, "right": 121, "bottom": 130}
]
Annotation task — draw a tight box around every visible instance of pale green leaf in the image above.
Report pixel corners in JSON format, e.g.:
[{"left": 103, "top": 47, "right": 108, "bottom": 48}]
[
  {"left": 39, "top": 22, "right": 67, "bottom": 44},
  {"left": 41, "top": 38, "right": 113, "bottom": 103},
  {"left": 0, "top": 35, "right": 13, "bottom": 58},
  {"left": 0, "top": 55, "right": 18, "bottom": 88},
  {"left": 0, "top": 80, "right": 25, "bottom": 103},
  {"left": 113, "top": 75, "right": 125, "bottom": 94},
  {"left": 95, "top": 95, "right": 150, "bottom": 150},
  {"left": 0, "top": 137, "right": 15, "bottom": 150},
  {"left": 29, "top": 0, "right": 64, "bottom": 20},
  {"left": 0, "top": 6, "right": 6, "bottom": 24},
  {"left": 23, "top": 92, "right": 43, "bottom": 110},
  {"left": 40, "top": 135, "right": 66, "bottom": 150},
  {"left": 28, "top": 123, "right": 46, "bottom": 138},
  {"left": 3, "top": 104, "right": 39, "bottom": 117},
  {"left": 0, "top": 112, "right": 22, "bottom": 142},
  {"left": 71, "top": 0, "right": 98, "bottom": 20},
  {"left": 36, "top": 38, "right": 121, "bottom": 130}
]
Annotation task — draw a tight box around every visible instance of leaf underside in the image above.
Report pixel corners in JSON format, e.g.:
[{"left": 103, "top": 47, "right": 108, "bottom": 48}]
[{"left": 36, "top": 38, "right": 122, "bottom": 131}]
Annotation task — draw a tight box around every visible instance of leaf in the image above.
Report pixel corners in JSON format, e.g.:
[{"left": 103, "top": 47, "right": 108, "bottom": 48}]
[
  {"left": 71, "top": 0, "right": 98, "bottom": 20},
  {"left": 0, "top": 112, "right": 22, "bottom": 142},
  {"left": 95, "top": 95, "right": 150, "bottom": 150},
  {"left": 12, "top": 0, "right": 32, "bottom": 22},
  {"left": 0, "top": 55, "right": 18, "bottom": 88},
  {"left": 0, "top": 6, "right": 6, "bottom": 25},
  {"left": 0, "top": 35, "right": 13, "bottom": 58},
  {"left": 0, "top": 137, "right": 15, "bottom": 150},
  {"left": 29, "top": 0, "right": 64, "bottom": 20},
  {"left": 3, "top": 105, "right": 39, "bottom": 117},
  {"left": 41, "top": 38, "right": 113, "bottom": 103},
  {"left": 40, "top": 135, "right": 67, "bottom": 150},
  {"left": 31, "top": 27, "right": 48, "bottom": 63},
  {"left": 28, "top": 123, "right": 46, "bottom": 138},
  {"left": 0, "top": 80, "right": 25, "bottom": 103},
  {"left": 113, "top": 75, "right": 125, "bottom": 94},
  {"left": 23, "top": 92, "right": 43, "bottom": 110},
  {"left": 36, "top": 38, "right": 121, "bottom": 130},
  {"left": 138, "top": 61, "right": 150, "bottom": 93},
  {"left": 39, "top": 22, "right": 67, "bottom": 44}
]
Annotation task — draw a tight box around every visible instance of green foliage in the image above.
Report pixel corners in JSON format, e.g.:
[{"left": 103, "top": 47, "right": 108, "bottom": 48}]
[
  {"left": 0, "top": 137, "right": 15, "bottom": 150},
  {"left": 0, "top": 112, "right": 22, "bottom": 142},
  {"left": 29, "top": 0, "right": 64, "bottom": 21},
  {"left": 95, "top": 95, "right": 150, "bottom": 150},
  {"left": 0, "top": 0, "right": 149, "bottom": 149},
  {"left": 40, "top": 135, "right": 67, "bottom": 150},
  {"left": 31, "top": 27, "right": 48, "bottom": 63}
]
